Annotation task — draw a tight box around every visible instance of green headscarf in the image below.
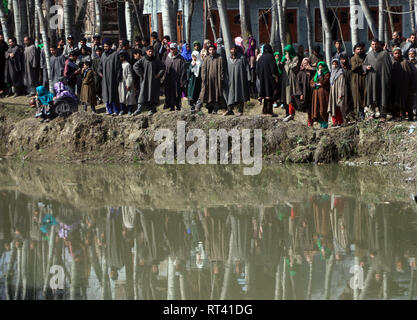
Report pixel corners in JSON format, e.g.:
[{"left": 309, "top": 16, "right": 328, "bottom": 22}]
[
  {"left": 274, "top": 51, "right": 283, "bottom": 76},
  {"left": 281, "top": 44, "right": 296, "bottom": 62},
  {"left": 313, "top": 61, "right": 330, "bottom": 83}
]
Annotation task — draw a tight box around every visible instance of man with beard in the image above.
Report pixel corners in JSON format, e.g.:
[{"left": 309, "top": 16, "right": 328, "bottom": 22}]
[
  {"left": 162, "top": 43, "right": 187, "bottom": 111},
  {"left": 48, "top": 46, "right": 66, "bottom": 89},
  {"left": 309, "top": 45, "right": 324, "bottom": 68},
  {"left": 402, "top": 33, "right": 417, "bottom": 59},
  {"left": 256, "top": 44, "right": 279, "bottom": 117},
  {"left": 132, "top": 46, "right": 165, "bottom": 116},
  {"left": 99, "top": 39, "right": 122, "bottom": 116},
  {"left": 363, "top": 39, "right": 392, "bottom": 122},
  {"left": 62, "top": 35, "right": 76, "bottom": 58},
  {"left": 5, "top": 37, "right": 24, "bottom": 97},
  {"left": 351, "top": 43, "right": 367, "bottom": 119},
  {"left": 224, "top": 45, "right": 250, "bottom": 116},
  {"left": 390, "top": 47, "right": 413, "bottom": 121},
  {"left": 407, "top": 49, "right": 417, "bottom": 117},
  {"left": 150, "top": 32, "right": 162, "bottom": 58},
  {"left": 0, "top": 33, "right": 8, "bottom": 94},
  {"left": 64, "top": 51, "right": 81, "bottom": 93},
  {"left": 198, "top": 45, "right": 225, "bottom": 114},
  {"left": 91, "top": 34, "right": 102, "bottom": 59}
]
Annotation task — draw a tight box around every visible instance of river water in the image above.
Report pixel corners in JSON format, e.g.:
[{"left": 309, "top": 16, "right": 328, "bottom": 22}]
[{"left": 0, "top": 160, "right": 417, "bottom": 300}]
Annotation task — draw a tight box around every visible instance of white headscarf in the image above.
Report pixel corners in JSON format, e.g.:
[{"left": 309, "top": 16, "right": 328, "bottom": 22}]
[{"left": 191, "top": 50, "right": 202, "bottom": 77}]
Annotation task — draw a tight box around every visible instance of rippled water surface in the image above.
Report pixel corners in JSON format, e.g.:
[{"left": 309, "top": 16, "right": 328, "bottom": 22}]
[{"left": 0, "top": 161, "right": 417, "bottom": 300}]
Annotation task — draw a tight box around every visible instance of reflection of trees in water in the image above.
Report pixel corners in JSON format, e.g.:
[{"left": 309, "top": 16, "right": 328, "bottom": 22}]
[{"left": 1, "top": 192, "right": 417, "bottom": 300}]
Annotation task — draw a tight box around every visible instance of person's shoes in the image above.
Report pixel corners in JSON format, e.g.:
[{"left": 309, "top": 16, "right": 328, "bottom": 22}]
[
  {"left": 169, "top": 107, "right": 175, "bottom": 111},
  {"left": 163, "top": 104, "right": 169, "bottom": 110},
  {"left": 91, "top": 107, "right": 96, "bottom": 113},
  {"left": 223, "top": 110, "right": 234, "bottom": 116},
  {"left": 331, "top": 125, "right": 341, "bottom": 129},
  {"left": 283, "top": 114, "right": 294, "bottom": 122},
  {"left": 176, "top": 106, "right": 181, "bottom": 111},
  {"left": 112, "top": 113, "right": 118, "bottom": 117},
  {"left": 379, "top": 117, "right": 387, "bottom": 123},
  {"left": 12, "top": 93, "right": 18, "bottom": 98},
  {"left": 119, "top": 110, "right": 125, "bottom": 116},
  {"left": 106, "top": 112, "right": 112, "bottom": 116},
  {"left": 236, "top": 112, "right": 243, "bottom": 117},
  {"left": 132, "top": 105, "right": 145, "bottom": 116},
  {"left": 128, "top": 111, "right": 132, "bottom": 116},
  {"left": 273, "top": 103, "right": 278, "bottom": 108},
  {"left": 26, "top": 93, "right": 35, "bottom": 97}
]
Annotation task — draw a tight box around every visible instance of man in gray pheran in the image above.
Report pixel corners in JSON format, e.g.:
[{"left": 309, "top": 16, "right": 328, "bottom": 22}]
[
  {"left": 362, "top": 39, "right": 392, "bottom": 122},
  {"left": 132, "top": 46, "right": 165, "bottom": 116},
  {"left": 23, "top": 36, "right": 40, "bottom": 97},
  {"left": 224, "top": 44, "right": 251, "bottom": 116}
]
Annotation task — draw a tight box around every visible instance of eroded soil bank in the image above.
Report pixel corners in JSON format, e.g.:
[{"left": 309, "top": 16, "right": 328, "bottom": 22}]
[{"left": 1, "top": 102, "right": 417, "bottom": 173}]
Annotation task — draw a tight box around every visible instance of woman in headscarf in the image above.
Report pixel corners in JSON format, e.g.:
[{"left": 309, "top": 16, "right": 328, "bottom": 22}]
[
  {"left": 281, "top": 44, "right": 299, "bottom": 122},
  {"left": 310, "top": 61, "right": 331, "bottom": 128},
  {"left": 328, "top": 58, "right": 348, "bottom": 128},
  {"left": 188, "top": 51, "right": 202, "bottom": 113},
  {"left": 34, "top": 85, "right": 55, "bottom": 122},
  {"left": 256, "top": 44, "right": 279, "bottom": 116},
  {"left": 181, "top": 43, "right": 193, "bottom": 63},
  {"left": 293, "top": 57, "right": 314, "bottom": 125},
  {"left": 200, "top": 39, "right": 212, "bottom": 60},
  {"left": 246, "top": 37, "right": 258, "bottom": 98},
  {"left": 54, "top": 81, "right": 78, "bottom": 102}
]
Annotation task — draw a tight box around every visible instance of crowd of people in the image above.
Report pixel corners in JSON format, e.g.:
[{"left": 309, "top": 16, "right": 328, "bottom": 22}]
[{"left": 2, "top": 30, "right": 417, "bottom": 126}]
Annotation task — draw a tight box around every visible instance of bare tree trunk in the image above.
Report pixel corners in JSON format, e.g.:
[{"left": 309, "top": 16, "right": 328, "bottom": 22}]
[
  {"left": 274, "top": 260, "right": 282, "bottom": 300},
  {"left": 305, "top": 0, "right": 313, "bottom": 55},
  {"left": 324, "top": 254, "right": 335, "bottom": 300},
  {"left": 216, "top": 0, "right": 232, "bottom": 59},
  {"left": 383, "top": 272, "right": 389, "bottom": 300},
  {"left": 220, "top": 232, "right": 234, "bottom": 300},
  {"left": 74, "top": 0, "right": 88, "bottom": 43},
  {"left": 20, "top": 0, "right": 29, "bottom": 37},
  {"left": 306, "top": 261, "right": 313, "bottom": 300},
  {"left": 207, "top": 0, "right": 217, "bottom": 41},
  {"left": 117, "top": 0, "right": 127, "bottom": 40},
  {"left": 385, "top": 0, "right": 394, "bottom": 36},
  {"left": 359, "top": 0, "right": 378, "bottom": 38},
  {"left": 239, "top": 0, "right": 252, "bottom": 44},
  {"left": 21, "top": 240, "right": 29, "bottom": 300},
  {"left": 162, "top": 0, "right": 175, "bottom": 41},
  {"left": 178, "top": 270, "right": 187, "bottom": 300},
  {"left": 94, "top": 0, "right": 102, "bottom": 35},
  {"left": 350, "top": 0, "right": 359, "bottom": 49},
  {"left": 63, "top": 0, "right": 75, "bottom": 39},
  {"left": 277, "top": 0, "right": 287, "bottom": 52},
  {"left": 34, "top": 8, "right": 40, "bottom": 46},
  {"left": 131, "top": 0, "right": 145, "bottom": 38},
  {"left": 378, "top": 0, "right": 385, "bottom": 41},
  {"left": 125, "top": 0, "right": 133, "bottom": 43},
  {"left": 5, "top": 240, "right": 17, "bottom": 300},
  {"left": 319, "top": 0, "right": 332, "bottom": 67},
  {"left": 14, "top": 246, "right": 22, "bottom": 300},
  {"left": 186, "top": 0, "right": 195, "bottom": 44},
  {"left": 167, "top": 256, "right": 176, "bottom": 300},
  {"left": 270, "top": 0, "right": 279, "bottom": 50},
  {"left": 409, "top": 268, "right": 415, "bottom": 299},
  {"left": 36, "top": 0, "right": 54, "bottom": 93},
  {"left": 46, "top": 0, "right": 57, "bottom": 47},
  {"left": 415, "top": 0, "right": 417, "bottom": 32},
  {"left": 12, "top": 0, "right": 23, "bottom": 44},
  {"left": 133, "top": 237, "right": 139, "bottom": 300},
  {"left": 101, "top": 247, "right": 112, "bottom": 300},
  {"left": 282, "top": 257, "right": 287, "bottom": 299},
  {"left": 0, "top": 2, "right": 9, "bottom": 42}
]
